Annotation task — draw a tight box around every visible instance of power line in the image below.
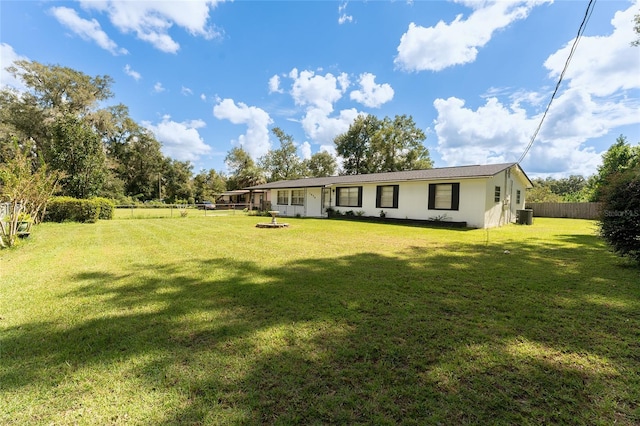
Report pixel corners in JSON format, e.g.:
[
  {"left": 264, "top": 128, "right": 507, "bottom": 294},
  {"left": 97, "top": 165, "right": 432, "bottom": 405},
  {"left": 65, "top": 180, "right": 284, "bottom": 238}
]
[{"left": 518, "top": 0, "right": 597, "bottom": 164}]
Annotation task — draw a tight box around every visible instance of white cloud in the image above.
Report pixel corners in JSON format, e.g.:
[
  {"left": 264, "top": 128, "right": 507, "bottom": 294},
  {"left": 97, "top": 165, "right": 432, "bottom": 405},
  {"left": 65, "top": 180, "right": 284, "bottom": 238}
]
[
  {"left": 50, "top": 6, "right": 128, "bottom": 55},
  {"left": 349, "top": 73, "right": 394, "bottom": 108},
  {"left": 200, "top": 93, "right": 207, "bottom": 101},
  {"left": 319, "top": 144, "right": 338, "bottom": 157},
  {"left": 79, "top": 0, "right": 224, "bottom": 53},
  {"left": 523, "top": 142, "right": 601, "bottom": 177},
  {"left": 299, "top": 141, "right": 312, "bottom": 160},
  {"left": 213, "top": 98, "right": 273, "bottom": 159},
  {"left": 268, "top": 74, "right": 283, "bottom": 94},
  {"left": 431, "top": 89, "right": 637, "bottom": 176},
  {"left": 395, "top": 0, "right": 551, "bottom": 72},
  {"left": 181, "top": 86, "right": 193, "bottom": 96},
  {"left": 429, "top": 1, "right": 640, "bottom": 177},
  {"left": 143, "top": 115, "right": 211, "bottom": 162},
  {"left": 290, "top": 68, "right": 350, "bottom": 112},
  {"left": 433, "top": 96, "right": 536, "bottom": 165},
  {"left": 277, "top": 68, "right": 359, "bottom": 147},
  {"left": 539, "top": 88, "right": 639, "bottom": 143},
  {"left": 338, "top": 2, "right": 353, "bottom": 25},
  {"left": 301, "top": 107, "right": 360, "bottom": 146},
  {"left": 0, "top": 43, "right": 29, "bottom": 90},
  {"left": 153, "top": 82, "right": 165, "bottom": 93},
  {"left": 124, "top": 64, "right": 141, "bottom": 81},
  {"left": 544, "top": 2, "right": 640, "bottom": 97}
]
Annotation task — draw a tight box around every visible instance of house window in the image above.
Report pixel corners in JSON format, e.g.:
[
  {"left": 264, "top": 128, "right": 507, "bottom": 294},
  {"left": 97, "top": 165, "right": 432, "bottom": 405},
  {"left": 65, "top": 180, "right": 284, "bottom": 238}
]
[
  {"left": 291, "top": 190, "right": 304, "bottom": 205},
  {"left": 428, "top": 183, "right": 460, "bottom": 211},
  {"left": 336, "top": 187, "right": 362, "bottom": 207},
  {"left": 516, "top": 190, "right": 521, "bottom": 204},
  {"left": 376, "top": 185, "right": 399, "bottom": 209},
  {"left": 277, "top": 190, "right": 289, "bottom": 205},
  {"left": 494, "top": 186, "right": 501, "bottom": 203}
]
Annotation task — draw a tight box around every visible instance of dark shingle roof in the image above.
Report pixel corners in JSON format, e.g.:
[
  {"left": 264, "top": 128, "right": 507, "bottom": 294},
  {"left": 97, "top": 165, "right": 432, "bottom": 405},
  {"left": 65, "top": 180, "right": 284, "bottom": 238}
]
[{"left": 247, "top": 163, "right": 532, "bottom": 190}]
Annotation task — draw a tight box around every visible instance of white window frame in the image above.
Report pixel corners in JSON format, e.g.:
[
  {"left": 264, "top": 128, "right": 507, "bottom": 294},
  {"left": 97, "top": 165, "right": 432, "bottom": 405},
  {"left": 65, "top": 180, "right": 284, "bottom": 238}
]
[
  {"left": 291, "top": 189, "right": 304, "bottom": 206},
  {"left": 277, "top": 190, "right": 289, "bottom": 205}
]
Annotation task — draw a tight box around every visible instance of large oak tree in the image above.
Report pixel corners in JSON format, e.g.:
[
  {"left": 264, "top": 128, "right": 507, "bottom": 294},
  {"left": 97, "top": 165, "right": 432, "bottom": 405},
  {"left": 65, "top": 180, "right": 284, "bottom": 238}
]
[{"left": 335, "top": 114, "right": 431, "bottom": 175}]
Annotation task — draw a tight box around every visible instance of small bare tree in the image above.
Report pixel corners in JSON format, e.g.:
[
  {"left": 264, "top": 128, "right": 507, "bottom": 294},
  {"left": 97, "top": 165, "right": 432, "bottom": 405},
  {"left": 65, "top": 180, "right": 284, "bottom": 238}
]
[{"left": 0, "top": 141, "right": 60, "bottom": 247}]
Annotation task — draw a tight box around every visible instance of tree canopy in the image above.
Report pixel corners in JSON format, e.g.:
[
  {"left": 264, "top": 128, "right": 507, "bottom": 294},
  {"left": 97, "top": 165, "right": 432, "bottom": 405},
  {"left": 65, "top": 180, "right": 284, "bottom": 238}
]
[
  {"left": 598, "top": 164, "right": 640, "bottom": 264},
  {"left": 335, "top": 114, "right": 431, "bottom": 175},
  {"left": 260, "top": 128, "right": 305, "bottom": 182},
  {"left": 0, "top": 60, "right": 229, "bottom": 203},
  {"left": 225, "top": 147, "right": 265, "bottom": 190},
  {"left": 589, "top": 135, "right": 640, "bottom": 201},
  {"left": 303, "top": 151, "right": 337, "bottom": 177}
]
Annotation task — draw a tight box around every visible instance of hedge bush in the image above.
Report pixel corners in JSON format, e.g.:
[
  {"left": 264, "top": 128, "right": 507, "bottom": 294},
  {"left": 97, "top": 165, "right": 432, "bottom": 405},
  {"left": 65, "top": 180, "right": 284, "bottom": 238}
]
[
  {"left": 93, "top": 197, "right": 115, "bottom": 220},
  {"left": 45, "top": 197, "right": 101, "bottom": 223},
  {"left": 599, "top": 168, "right": 640, "bottom": 264}
]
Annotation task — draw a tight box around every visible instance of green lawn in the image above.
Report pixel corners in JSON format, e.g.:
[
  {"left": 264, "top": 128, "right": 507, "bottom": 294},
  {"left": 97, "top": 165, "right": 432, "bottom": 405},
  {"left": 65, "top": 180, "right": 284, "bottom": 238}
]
[
  {"left": 113, "top": 206, "right": 243, "bottom": 219},
  {"left": 1, "top": 217, "right": 639, "bottom": 425}
]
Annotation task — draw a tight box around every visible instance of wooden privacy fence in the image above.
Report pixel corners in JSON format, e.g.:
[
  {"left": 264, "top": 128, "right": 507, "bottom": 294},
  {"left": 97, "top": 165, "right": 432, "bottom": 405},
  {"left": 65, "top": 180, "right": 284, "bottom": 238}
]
[{"left": 525, "top": 202, "right": 603, "bottom": 219}]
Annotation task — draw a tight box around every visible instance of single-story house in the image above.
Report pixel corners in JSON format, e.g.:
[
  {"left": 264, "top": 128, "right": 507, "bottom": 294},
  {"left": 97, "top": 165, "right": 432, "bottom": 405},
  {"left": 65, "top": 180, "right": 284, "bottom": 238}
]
[{"left": 246, "top": 163, "right": 533, "bottom": 228}]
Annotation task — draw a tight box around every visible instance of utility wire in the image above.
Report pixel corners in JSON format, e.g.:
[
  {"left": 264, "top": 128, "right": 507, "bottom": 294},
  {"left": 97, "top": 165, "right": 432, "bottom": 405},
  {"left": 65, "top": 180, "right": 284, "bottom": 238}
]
[{"left": 518, "top": 0, "right": 597, "bottom": 164}]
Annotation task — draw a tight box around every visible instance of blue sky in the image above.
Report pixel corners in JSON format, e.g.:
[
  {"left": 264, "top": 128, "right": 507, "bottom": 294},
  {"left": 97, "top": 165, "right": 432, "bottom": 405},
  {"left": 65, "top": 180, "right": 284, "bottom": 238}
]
[{"left": 1, "top": 0, "right": 639, "bottom": 177}]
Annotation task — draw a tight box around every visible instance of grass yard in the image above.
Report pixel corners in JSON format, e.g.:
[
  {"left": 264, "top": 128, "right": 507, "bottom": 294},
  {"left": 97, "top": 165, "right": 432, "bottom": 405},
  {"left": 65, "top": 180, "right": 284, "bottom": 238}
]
[
  {"left": 113, "top": 206, "right": 243, "bottom": 220},
  {"left": 1, "top": 216, "right": 639, "bottom": 425}
]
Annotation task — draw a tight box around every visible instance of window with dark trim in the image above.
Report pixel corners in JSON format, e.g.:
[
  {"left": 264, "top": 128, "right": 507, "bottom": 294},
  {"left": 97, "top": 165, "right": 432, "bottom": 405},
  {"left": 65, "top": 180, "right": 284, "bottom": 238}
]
[
  {"left": 376, "top": 185, "right": 399, "bottom": 209},
  {"left": 291, "top": 189, "right": 304, "bottom": 205},
  {"left": 277, "top": 190, "right": 289, "bottom": 205},
  {"left": 428, "top": 183, "right": 460, "bottom": 211},
  {"left": 336, "top": 186, "right": 362, "bottom": 207},
  {"left": 494, "top": 186, "right": 501, "bottom": 203},
  {"left": 516, "top": 190, "right": 521, "bottom": 204}
]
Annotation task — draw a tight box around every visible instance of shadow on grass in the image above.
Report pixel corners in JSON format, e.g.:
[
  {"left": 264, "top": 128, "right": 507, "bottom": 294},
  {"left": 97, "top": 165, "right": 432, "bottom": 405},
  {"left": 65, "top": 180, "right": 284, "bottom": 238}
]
[{"left": 2, "top": 237, "right": 639, "bottom": 424}]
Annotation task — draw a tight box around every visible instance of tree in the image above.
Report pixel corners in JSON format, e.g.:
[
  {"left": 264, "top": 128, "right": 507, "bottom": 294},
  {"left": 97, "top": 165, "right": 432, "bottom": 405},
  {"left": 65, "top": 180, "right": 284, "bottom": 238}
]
[
  {"left": 526, "top": 182, "right": 564, "bottom": 203},
  {"left": 1, "top": 60, "right": 116, "bottom": 199},
  {"left": 335, "top": 114, "right": 431, "bottom": 175},
  {"left": 0, "top": 140, "right": 60, "bottom": 247},
  {"left": 111, "top": 128, "right": 166, "bottom": 201},
  {"left": 528, "top": 175, "right": 589, "bottom": 202},
  {"left": 371, "top": 115, "right": 432, "bottom": 172},
  {"left": 193, "top": 169, "right": 227, "bottom": 202},
  {"left": 590, "top": 135, "right": 640, "bottom": 201},
  {"left": 260, "top": 128, "right": 304, "bottom": 182},
  {"left": 335, "top": 114, "right": 379, "bottom": 175},
  {"left": 6, "top": 60, "right": 113, "bottom": 116},
  {"left": 303, "top": 151, "right": 337, "bottom": 177},
  {"left": 548, "top": 175, "right": 586, "bottom": 198},
  {"left": 48, "top": 114, "right": 107, "bottom": 198},
  {"left": 225, "top": 147, "right": 265, "bottom": 190},
  {"left": 0, "top": 89, "right": 48, "bottom": 156},
  {"left": 163, "top": 160, "right": 194, "bottom": 203},
  {"left": 599, "top": 166, "right": 640, "bottom": 264}
]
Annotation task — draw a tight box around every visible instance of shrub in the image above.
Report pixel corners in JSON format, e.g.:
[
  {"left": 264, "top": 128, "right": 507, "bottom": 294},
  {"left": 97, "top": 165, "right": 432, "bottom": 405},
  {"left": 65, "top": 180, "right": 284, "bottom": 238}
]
[
  {"left": 599, "top": 168, "right": 640, "bottom": 264},
  {"left": 45, "top": 197, "right": 100, "bottom": 223},
  {"left": 93, "top": 197, "right": 115, "bottom": 220}
]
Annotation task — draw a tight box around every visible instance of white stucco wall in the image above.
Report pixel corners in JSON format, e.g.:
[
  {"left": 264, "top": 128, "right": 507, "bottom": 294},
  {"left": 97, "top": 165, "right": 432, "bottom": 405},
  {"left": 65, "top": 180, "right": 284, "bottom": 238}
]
[
  {"left": 483, "top": 166, "right": 531, "bottom": 228},
  {"left": 272, "top": 187, "right": 323, "bottom": 217},
  {"left": 330, "top": 178, "right": 489, "bottom": 228},
  {"left": 266, "top": 167, "right": 531, "bottom": 228},
  {"left": 484, "top": 172, "right": 508, "bottom": 228}
]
